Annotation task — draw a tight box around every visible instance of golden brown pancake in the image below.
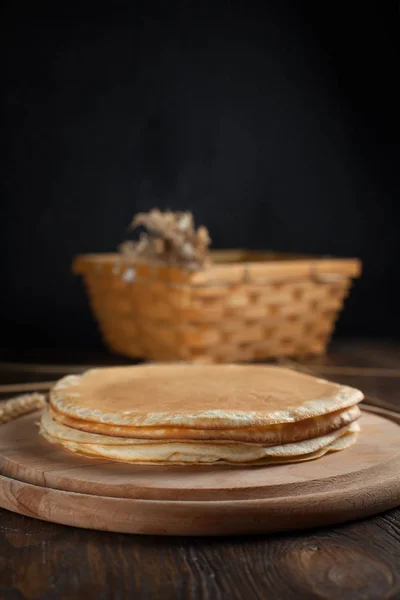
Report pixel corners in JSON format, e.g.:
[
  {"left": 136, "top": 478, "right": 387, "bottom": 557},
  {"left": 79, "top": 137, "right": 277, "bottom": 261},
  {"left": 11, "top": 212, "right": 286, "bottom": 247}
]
[
  {"left": 42, "top": 364, "right": 363, "bottom": 466},
  {"left": 48, "top": 404, "right": 361, "bottom": 444},
  {"left": 40, "top": 409, "right": 359, "bottom": 465},
  {"left": 50, "top": 364, "right": 363, "bottom": 429}
]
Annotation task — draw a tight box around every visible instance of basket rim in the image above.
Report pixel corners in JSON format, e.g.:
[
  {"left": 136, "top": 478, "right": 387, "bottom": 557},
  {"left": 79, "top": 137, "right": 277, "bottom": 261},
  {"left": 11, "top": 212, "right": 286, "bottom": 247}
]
[{"left": 72, "top": 250, "right": 361, "bottom": 279}]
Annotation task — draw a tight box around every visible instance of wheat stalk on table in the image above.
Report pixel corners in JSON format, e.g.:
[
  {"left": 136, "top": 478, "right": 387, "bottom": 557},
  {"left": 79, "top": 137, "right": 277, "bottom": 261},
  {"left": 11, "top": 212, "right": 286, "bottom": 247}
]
[{"left": 0, "top": 393, "right": 46, "bottom": 424}]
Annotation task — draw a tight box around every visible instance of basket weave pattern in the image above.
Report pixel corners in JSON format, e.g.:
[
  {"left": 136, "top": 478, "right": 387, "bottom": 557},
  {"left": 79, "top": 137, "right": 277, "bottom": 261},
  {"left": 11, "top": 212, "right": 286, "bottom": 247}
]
[{"left": 74, "top": 253, "right": 360, "bottom": 362}]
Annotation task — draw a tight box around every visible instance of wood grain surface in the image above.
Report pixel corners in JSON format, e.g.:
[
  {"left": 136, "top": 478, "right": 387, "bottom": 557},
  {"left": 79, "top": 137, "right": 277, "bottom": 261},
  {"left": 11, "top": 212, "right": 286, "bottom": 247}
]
[{"left": 0, "top": 340, "right": 400, "bottom": 599}]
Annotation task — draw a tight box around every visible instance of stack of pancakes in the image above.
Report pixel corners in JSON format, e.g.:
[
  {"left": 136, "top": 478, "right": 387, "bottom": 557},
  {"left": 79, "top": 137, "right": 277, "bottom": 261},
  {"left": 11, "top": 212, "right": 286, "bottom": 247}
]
[{"left": 40, "top": 365, "right": 363, "bottom": 466}]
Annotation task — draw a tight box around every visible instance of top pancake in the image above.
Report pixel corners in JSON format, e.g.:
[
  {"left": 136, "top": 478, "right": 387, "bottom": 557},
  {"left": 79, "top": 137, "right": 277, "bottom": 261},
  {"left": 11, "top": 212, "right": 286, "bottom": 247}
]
[{"left": 50, "top": 364, "right": 363, "bottom": 429}]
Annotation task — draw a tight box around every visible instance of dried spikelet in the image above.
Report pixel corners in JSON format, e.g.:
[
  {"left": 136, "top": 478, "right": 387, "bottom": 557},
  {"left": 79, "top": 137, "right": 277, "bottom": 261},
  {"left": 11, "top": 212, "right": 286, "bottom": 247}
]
[
  {"left": 0, "top": 393, "right": 46, "bottom": 425},
  {"left": 120, "top": 209, "right": 211, "bottom": 269}
]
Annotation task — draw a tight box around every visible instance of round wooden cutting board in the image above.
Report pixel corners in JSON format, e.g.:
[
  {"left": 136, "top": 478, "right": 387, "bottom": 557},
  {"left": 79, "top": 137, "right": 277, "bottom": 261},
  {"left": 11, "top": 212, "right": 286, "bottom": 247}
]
[{"left": 0, "top": 407, "right": 399, "bottom": 536}]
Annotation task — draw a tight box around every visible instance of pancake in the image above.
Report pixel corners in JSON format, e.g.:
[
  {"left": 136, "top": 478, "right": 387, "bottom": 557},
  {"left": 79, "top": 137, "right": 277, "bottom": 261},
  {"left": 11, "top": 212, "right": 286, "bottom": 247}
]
[
  {"left": 43, "top": 365, "right": 363, "bottom": 466},
  {"left": 40, "top": 409, "right": 359, "bottom": 465},
  {"left": 50, "top": 364, "right": 363, "bottom": 430},
  {"left": 48, "top": 404, "right": 361, "bottom": 444}
]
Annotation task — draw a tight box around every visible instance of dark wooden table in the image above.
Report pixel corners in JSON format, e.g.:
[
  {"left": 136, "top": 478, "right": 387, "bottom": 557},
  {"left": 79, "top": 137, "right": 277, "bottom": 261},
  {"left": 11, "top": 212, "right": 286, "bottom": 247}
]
[{"left": 1, "top": 339, "right": 399, "bottom": 600}]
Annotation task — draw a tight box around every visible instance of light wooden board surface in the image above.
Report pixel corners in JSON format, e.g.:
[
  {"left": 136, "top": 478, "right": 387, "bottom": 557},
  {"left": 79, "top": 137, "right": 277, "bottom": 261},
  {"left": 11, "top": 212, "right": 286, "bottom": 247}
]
[{"left": 0, "top": 407, "right": 399, "bottom": 535}]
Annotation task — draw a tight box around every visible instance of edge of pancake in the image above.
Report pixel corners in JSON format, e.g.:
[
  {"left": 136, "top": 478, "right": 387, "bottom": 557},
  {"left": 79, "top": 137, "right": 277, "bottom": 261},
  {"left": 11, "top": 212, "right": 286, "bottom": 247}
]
[
  {"left": 40, "top": 421, "right": 359, "bottom": 465},
  {"left": 40, "top": 409, "right": 359, "bottom": 451},
  {"left": 49, "top": 366, "right": 364, "bottom": 428},
  {"left": 48, "top": 404, "right": 361, "bottom": 444}
]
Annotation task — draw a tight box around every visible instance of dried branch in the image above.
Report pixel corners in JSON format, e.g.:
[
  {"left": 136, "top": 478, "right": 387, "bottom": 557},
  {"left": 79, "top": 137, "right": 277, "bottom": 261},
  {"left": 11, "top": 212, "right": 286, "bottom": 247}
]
[{"left": 119, "top": 209, "right": 211, "bottom": 269}]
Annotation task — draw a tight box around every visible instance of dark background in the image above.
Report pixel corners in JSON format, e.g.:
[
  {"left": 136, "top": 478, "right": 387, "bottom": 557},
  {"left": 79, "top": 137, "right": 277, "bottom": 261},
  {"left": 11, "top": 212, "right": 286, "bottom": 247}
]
[{"left": 1, "top": 3, "right": 399, "bottom": 356}]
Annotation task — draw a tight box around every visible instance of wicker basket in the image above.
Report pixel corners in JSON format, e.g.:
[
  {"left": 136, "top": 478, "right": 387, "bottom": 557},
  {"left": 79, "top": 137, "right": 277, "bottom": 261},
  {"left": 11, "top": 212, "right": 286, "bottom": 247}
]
[{"left": 73, "top": 250, "right": 361, "bottom": 363}]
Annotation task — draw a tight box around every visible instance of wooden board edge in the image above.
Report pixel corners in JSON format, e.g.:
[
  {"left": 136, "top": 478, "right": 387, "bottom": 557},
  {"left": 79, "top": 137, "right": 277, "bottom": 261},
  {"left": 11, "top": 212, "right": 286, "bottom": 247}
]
[
  {"left": 0, "top": 468, "right": 399, "bottom": 536},
  {"left": 361, "top": 404, "right": 400, "bottom": 424}
]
